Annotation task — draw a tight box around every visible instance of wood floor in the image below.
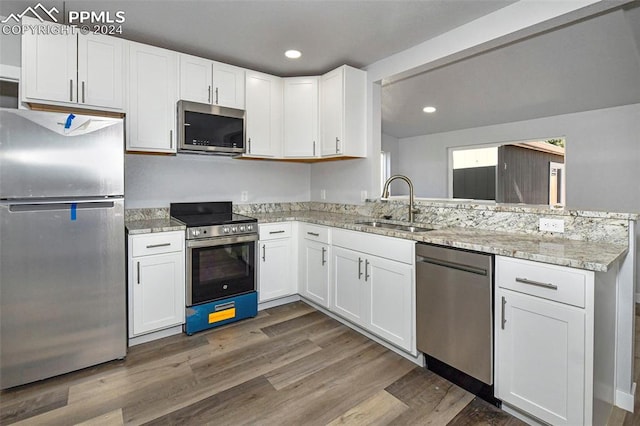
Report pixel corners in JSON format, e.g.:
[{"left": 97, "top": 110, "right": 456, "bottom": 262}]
[{"left": 2, "top": 301, "right": 525, "bottom": 425}]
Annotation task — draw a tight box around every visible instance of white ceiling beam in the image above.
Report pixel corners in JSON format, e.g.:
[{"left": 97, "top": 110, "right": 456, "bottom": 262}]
[{"left": 366, "top": 0, "right": 635, "bottom": 84}]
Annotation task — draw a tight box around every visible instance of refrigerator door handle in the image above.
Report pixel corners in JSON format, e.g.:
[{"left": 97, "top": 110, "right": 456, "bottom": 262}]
[{"left": 7, "top": 201, "right": 117, "bottom": 213}]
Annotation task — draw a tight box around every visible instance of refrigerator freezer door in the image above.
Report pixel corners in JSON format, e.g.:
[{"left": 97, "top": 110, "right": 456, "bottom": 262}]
[
  {"left": 0, "top": 199, "right": 126, "bottom": 389},
  {"left": 0, "top": 109, "right": 124, "bottom": 199}
]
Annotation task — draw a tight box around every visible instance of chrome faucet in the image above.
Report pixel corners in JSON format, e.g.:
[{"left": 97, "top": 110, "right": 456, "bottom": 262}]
[{"left": 381, "top": 175, "right": 417, "bottom": 223}]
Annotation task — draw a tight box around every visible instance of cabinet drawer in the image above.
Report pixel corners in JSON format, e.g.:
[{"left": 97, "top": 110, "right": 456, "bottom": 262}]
[
  {"left": 259, "top": 222, "right": 292, "bottom": 240},
  {"left": 131, "top": 231, "right": 184, "bottom": 257},
  {"left": 332, "top": 228, "right": 414, "bottom": 264},
  {"left": 301, "top": 223, "right": 329, "bottom": 243},
  {"left": 496, "top": 256, "right": 588, "bottom": 308}
]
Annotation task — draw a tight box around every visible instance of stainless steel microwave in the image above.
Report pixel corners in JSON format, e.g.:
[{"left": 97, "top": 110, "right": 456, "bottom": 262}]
[{"left": 177, "top": 100, "right": 245, "bottom": 155}]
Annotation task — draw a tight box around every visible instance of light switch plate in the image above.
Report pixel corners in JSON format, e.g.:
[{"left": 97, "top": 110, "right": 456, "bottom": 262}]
[
  {"left": 539, "top": 217, "right": 564, "bottom": 233},
  {"left": 241, "top": 191, "right": 248, "bottom": 202},
  {"left": 320, "top": 189, "right": 326, "bottom": 200}
]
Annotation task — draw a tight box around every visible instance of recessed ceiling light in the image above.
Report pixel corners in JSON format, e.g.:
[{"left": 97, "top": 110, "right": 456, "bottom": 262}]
[
  {"left": 423, "top": 106, "right": 437, "bottom": 113},
  {"left": 285, "top": 50, "right": 302, "bottom": 59}
]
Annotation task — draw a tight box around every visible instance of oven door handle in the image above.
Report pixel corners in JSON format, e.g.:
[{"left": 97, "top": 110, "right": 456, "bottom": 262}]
[{"left": 186, "top": 234, "right": 258, "bottom": 248}]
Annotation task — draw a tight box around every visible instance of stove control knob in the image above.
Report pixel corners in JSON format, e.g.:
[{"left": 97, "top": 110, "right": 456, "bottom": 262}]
[
  {"left": 231, "top": 226, "right": 238, "bottom": 233},
  {"left": 192, "top": 229, "right": 200, "bottom": 237},
  {"left": 223, "top": 226, "right": 230, "bottom": 234},
  {"left": 247, "top": 224, "right": 253, "bottom": 231},
  {"left": 239, "top": 225, "right": 246, "bottom": 232}
]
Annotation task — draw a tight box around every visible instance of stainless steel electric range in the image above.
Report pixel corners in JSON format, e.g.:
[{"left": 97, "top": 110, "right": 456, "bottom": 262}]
[{"left": 170, "top": 202, "right": 258, "bottom": 335}]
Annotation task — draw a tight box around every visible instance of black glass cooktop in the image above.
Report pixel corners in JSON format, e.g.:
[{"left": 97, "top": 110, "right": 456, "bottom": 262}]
[{"left": 170, "top": 202, "right": 256, "bottom": 227}]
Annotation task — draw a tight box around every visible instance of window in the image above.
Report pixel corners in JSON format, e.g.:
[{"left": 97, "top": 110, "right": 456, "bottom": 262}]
[
  {"left": 449, "top": 138, "right": 566, "bottom": 205},
  {"left": 380, "top": 151, "right": 391, "bottom": 193}
]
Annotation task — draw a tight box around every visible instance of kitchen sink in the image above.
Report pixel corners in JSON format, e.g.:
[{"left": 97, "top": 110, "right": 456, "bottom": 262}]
[{"left": 355, "top": 220, "right": 434, "bottom": 233}]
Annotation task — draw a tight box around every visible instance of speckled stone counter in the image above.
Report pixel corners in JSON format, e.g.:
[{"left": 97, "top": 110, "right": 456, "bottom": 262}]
[
  {"left": 125, "top": 208, "right": 185, "bottom": 234},
  {"left": 250, "top": 210, "right": 627, "bottom": 272},
  {"left": 125, "top": 218, "right": 186, "bottom": 235}
]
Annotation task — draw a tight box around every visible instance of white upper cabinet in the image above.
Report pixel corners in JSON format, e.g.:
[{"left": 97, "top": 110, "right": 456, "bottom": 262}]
[
  {"left": 77, "top": 33, "right": 124, "bottom": 109},
  {"left": 22, "top": 17, "right": 124, "bottom": 110},
  {"left": 245, "top": 71, "right": 283, "bottom": 157},
  {"left": 127, "top": 42, "right": 178, "bottom": 153},
  {"left": 179, "top": 54, "right": 212, "bottom": 104},
  {"left": 212, "top": 62, "right": 245, "bottom": 109},
  {"left": 179, "top": 54, "right": 245, "bottom": 109},
  {"left": 320, "top": 65, "right": 366, "bottom": 158},
  {"left": 284, "top": 77, "right": 319, "bottom": 158}
]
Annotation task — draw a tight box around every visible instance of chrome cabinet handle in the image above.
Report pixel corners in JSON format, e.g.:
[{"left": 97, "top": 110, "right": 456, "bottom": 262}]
[
  {"left": 247, "top": 138, "right": 251, "bottom": 154},
  {"left": 307, "top": 232, "right": 319, "bottom": 237},
  {"left": 70, "top": 79, "right": 73, "bottom": 101},
  {"left": 269, "top": 230, "right": 285, "bottom": 234},
  {"left": 313, "top": 141, "right": 316, "bottom": 156},
  {"left": 321, "top": 247, "right": 326, "bottom": 266},
  {"left": 365, "top": 259, "right": 370, "bottom": 281},
  {"left": 208, "top": 85, "right": 211, "bottom": 103},
  {"left": 501, "top": 296, "right": 506, "bottom": 329},
  {"left": 335, "top": 137, "right": 340, "bottom": 153},
  {"left": 137, "top": 261, "right": 140, "bottom": 284},
  {"left": 82, "top": 81, "right": 85, "bottom": 103},
  {"left": 169, "top": 130, "right": 173, "bottom": 149},
  {"left": 515, "top": 277, "right": 558, "bottom": 290},
  {"left": 146, "top": 243, "right": 170, "bottom": 249},
  {"left": 262, "top": 244, "right": 266, "bottom": 261},
  {"left": 215, "top": 87, "right": 219, "bottom": 104},
  {"left": 358, "top": 257, "right": 363, "bottom": 279}
]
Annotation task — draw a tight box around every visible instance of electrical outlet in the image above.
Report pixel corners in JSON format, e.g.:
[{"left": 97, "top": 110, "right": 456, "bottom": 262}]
[
  {"left": 320, "top": 189, "right": 326, "bottom": 200},
  {"left": 360, "top": 190, "right": 368, "bottom": 202},
  {"left": 539, "top": 217, "right": 564, "bottom": 233},
  {"left": 241, "top": 191, "right": 248, "bottom": 202}
]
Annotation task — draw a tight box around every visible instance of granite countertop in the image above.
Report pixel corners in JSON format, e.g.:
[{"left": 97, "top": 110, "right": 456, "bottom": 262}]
[
  {"left": 126, "top": 218, "right": 186, "bottom": 235},
  {"left": 250, "top": 211, "right": 627, "bottom": 272}
]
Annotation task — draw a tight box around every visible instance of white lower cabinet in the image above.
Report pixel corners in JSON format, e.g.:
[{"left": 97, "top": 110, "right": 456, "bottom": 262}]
[
  {"left": 496, "top": 288, "right": 585, "bottom": 425},
  {"left": 299, "top": 224, "right": 330, "bottom": 308},
  {"left": 128, "top": 231, "right": 185, "bottom": 337},
  {"left": 258, "top": 223, "right": 296, "bottom": 303},
  {"left": 332, "top": 246, "right": 366, "bottom": 324},
  {"left": 330, "top": 229, "right": 415, "bottom": 353},
  {"left": 495, "top": 255, "right": 616, "bottom": 426}
]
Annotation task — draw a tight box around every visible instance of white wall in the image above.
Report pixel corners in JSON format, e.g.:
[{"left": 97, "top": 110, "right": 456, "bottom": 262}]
[
  {"left": 125, "top": 154, "right": 310, "bottom": 208},
  {"left": 394, "top": 103, "right": 640, "bottom": 213}
]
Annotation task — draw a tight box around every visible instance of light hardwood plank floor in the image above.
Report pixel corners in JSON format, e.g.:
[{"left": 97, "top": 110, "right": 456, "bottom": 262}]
[{"left": 1, "top": 301, "right": 526, "bottom": 425}]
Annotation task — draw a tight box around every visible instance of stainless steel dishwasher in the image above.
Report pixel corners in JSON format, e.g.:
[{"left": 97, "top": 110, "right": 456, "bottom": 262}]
[{"left": 416, "top": 243, "right": 497, "bottom": 405}]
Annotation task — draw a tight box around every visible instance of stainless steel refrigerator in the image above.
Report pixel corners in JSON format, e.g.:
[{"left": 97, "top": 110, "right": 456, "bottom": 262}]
[{"left": 0, "top": 108, "right": 126, "bottom": 389}]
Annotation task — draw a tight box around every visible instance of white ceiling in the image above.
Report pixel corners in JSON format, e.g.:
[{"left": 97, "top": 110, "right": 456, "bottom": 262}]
[
  {"left": 2, "top": 1, "right": 639, "bottom": 139},
  {"left": 0, "top": 0, "right": 516, "bottom": 76},
  {"left": 382, "top": 4, "right": 640, "bottom": 138}
]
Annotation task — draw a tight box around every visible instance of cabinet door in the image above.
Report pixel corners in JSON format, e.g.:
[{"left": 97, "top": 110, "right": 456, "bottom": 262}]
[
  {"left": 127, "top": 43, "right": 178, "bottom": 153},
  {"left": 179, "top": 54, "right": 213, "bottom": 104},
  {"left": 284, "top": 77, "right": 319, "bottom": 157},
  {"left": 77, "top": 33, "right": 124, "bottom": 109},
  {"left": 245, "top": 71, "right": 282, "bottom": 157},
  {"left": 367, "top": 255, "right": 413, "bottom": 351},
  {"left": 212, "top": 62, "right": 245, "bottom": 109},
  {"left": 300, "top": 239, "right": 329, "bottom": 308},
  {"left": 320, "top": 67, "right": 343, "bottom": 156},
  {"left": 331, "top": 246, "right": 365, "bottom": 325},
  {"left": 258, "top": 238, "right": 293, "bottom": 302},
  {"left": 22, "top": 18, "right": 77, "bottom": 104},
  {"left": 496, "top": 288, "right": 585, "bottom": 425},
  {"left": 132, "top": 252, "right": 185, "bottom": 336}
]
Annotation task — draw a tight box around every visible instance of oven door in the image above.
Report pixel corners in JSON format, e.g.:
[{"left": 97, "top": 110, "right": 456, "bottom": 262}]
[{"left": 186, "top": 234, "right": 257, "bottom": 306}]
